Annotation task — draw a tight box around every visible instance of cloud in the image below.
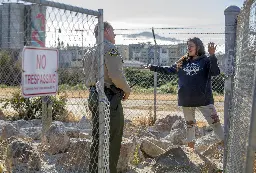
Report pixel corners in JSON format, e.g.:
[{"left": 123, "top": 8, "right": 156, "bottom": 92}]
[{"left": 123, "top": 31, "right": 181, "bottom": 42}]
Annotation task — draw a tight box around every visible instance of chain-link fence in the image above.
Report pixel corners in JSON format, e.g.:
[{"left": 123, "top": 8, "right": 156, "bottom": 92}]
[
  {"left": 0, "top": 0, "right": 110, "bottom": 172},
  {"left": 115, "top": 28, "right": 225, "bottom": 127},
  {"left": 0, "top": 0, "right": 248, "bottom": 172},
  {"left": 225, "top": 0, "right": 256, "bottom": 172},
  {"left": 114, "top": 26, "right": 226, "bottom": 172}
]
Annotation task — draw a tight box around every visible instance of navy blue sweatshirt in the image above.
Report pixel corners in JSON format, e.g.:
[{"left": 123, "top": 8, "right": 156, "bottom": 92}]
[{"left": 150, "top": 54, "right": 220, "bottom": 107}]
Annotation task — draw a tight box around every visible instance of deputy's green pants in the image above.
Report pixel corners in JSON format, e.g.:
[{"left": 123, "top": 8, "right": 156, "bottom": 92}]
[{"left": 88, "top": 88, "right": 124, "bottom": 173}]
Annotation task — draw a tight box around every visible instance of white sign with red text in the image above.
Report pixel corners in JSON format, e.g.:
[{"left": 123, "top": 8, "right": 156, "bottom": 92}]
[{"left": 22, "top": 47, "right": 58, "bottom": 97}]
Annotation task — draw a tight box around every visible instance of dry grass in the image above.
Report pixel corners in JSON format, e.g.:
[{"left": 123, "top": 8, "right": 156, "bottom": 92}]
[
  {"left": 0, "top": 88, "right": 224, "bottom": 102},
  {"left": 56, "top": 111, "right": 83, "bottom": 123},
  {"left": 196, "top": 121, "right": 208, "bottom": 128},
  {"left": 132, "top": 116, "right": 155, "bottom": 126}
]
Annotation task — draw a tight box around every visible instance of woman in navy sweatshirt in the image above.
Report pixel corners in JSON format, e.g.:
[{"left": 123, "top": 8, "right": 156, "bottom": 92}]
[{"left": 149, "top": 37, "right": 224, "bottom": 149}]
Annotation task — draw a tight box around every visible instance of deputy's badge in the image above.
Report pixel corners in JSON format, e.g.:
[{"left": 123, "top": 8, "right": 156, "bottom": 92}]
[{"left": 108, "top": 48, "right": 119, "bottom": 56}]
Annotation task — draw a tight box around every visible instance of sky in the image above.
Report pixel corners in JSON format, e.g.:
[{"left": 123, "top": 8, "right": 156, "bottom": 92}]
[
  {"left": 55, "top": 0, "right": 244, "bottom": 29},
  {"left": 49, "top": 0, "right": 245, "bottom": 52},
  {"left": 7, "top": 0, "right": 245, "bottom": 52}
]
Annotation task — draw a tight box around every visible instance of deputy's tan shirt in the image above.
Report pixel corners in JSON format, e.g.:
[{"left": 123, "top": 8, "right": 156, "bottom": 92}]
[{"left": 83, "top": 40, "right": 131, "bottom": 94}]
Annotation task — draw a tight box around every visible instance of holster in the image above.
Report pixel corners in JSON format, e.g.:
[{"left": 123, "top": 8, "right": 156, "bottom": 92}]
[{"left": 105, "top": 85, "right": 125, "bottom": 110}]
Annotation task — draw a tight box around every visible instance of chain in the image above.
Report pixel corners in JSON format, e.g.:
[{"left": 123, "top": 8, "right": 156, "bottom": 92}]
[{"left": 96, "top": 81, "right": 110, "bottom": 173}]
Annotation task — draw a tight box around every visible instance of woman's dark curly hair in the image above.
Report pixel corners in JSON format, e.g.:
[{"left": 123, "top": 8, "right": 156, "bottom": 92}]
[
  {"left": 176, "top": 37, "right": 205, "bottom": 70},
  {"left": 188, "top": 37, "right": 206, "bottom": 56}
]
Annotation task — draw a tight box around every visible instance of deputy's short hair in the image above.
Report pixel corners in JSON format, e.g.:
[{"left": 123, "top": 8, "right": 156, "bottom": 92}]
[{"left": 94, "top": 21, "right": 112, "bottom": 38}]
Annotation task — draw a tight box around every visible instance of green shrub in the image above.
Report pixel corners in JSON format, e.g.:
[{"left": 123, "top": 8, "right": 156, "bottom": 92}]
[
  {"left": 124, "top": 67, "right": 178, "bottom": 88},
  {"left": 58, "top": 68, "right": 84, "bottom": 86},
  {"left": 158, "top": 82, "right": 178, "bottom": 94},
  {"left": 1, "top": 90, "right": 68, "bottom": 121},
  {"left": 0, "top": 51, "right": 21, "bottom": 86}
]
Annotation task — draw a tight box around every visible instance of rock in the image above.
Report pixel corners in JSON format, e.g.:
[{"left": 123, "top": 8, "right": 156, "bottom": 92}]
[
  {"left": 163, "top": 119, "right": 187, "bottom": 145},
  {"left": 152, "top": 146, "right": 218, "bottom": 173},
  {"left": 117, "top": 138, "right": 137, "bottom": 172},
  {"left": 164, "top": 128, "right": 186, "bottom": 145},
  {"left": 29, "top": 119, "right": 42, "bottom": 127},
  {"left": 20, "top": 127, "right": 42, "bottom": 140},
  {"left": 65, "top": 127, "right": 80, "bottom": 138},
  {"left": 1, "top": 123, "right": 19, "bottom": 140},
  {"left": 56, "top": 138, "right": 91, "bottom": 172},
  {"left": 146, "top": 127, "right": 168, "bottom": 139},
  {"left": 195, "top": 133, "right": 220, "bottom": 153},
  {"left": 45, "top": 122, "right": 70, "bottom": 155},
  {"left": 171, "top": 119, "right": 186, "bottom": 130},
  {"left": 0, "top": 120, "right": 8, "bottom": 136},
  {"left": 141, "top": 137, "right": 173, "bottom": 158},
  {"left": 136, "top": 158, "right": 155, "bottom": 169},
  {"left": 79, "top": 132, "right": 90, "bottom": 139},
  {"left": 6, "top": 138, "right": 41, "bottom": 172},
  {"left": 77, "top": 116, "right": 92, "bottom": 130},
  {"left": 154, "top": 115, "right": 182, "bottom": 132},
  {"left": 14, "top": 120, "right": 31, "bottom": 129},
  {"left": 201, "top": 141, "right": 224, "bottom": 170},
  {"left": 0, "top": 110, "right": 5, "bottom": 120}
]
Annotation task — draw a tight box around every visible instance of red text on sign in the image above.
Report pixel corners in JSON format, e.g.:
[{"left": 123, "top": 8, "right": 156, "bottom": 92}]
[{"left": 37, "top": 54, "right": 46, "bottom": 69}]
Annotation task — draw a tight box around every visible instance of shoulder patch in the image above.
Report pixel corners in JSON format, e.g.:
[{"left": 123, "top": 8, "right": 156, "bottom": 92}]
[{"left": 108, "top": 48, "right": 119, "bottom": 56}]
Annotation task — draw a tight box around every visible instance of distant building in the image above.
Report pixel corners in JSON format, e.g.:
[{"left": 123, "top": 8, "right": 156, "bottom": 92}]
[
  {"left": 59, "top": 46, "right": 88, "bottom": 68},
  {"left": 127, "top": 42, "right": 187, "bottom": 66},
  {"left": 168, "top": 43, "right": 187, "bottom": 65},
  {"left": 129, "top": 43, "right": 155, "bottom": 65},
  {"left": 123, "top": 60, "right": 144, "bottom": 68},
  {"left": 159, "top": 45, "right": 169, "bottom": 66},
  {"left": 116, "top": 45, "right": 129, "bottom": 60}
]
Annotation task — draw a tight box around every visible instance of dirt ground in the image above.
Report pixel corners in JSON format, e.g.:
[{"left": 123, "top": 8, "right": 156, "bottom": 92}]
[
  {"left": 0, "top": 88, "right": 224, "bottom": 101},
  {"left": 0, "top": 88, "right": 224, "bottom": 124}
]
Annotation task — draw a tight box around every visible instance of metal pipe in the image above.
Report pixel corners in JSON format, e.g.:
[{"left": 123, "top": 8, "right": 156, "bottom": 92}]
[{"left": 23, "top": 0, "right": 100, "bottom": 16}]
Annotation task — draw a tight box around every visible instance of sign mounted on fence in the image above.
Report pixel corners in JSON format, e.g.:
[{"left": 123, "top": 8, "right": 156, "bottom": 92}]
[{"left": 22, "top": 47, "right": 58, "bottom": 98}]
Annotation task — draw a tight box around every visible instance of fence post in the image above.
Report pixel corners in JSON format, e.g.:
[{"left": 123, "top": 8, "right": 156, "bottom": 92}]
[
  {"left": 223, "top": 5, "right": 240, "bottom": 170},
  {"left": 152, "top": 28, "right": 158, "bottom": 123},
  {"left": 245, "top": 1, "right": 256, "bottom": 168},
  {"left": 97, "top": 9, "right": 107, "bottom": 173}
]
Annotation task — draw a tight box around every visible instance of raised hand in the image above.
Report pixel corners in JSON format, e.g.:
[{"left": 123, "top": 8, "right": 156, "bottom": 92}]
[{"left": 208, "top": 42, "right": 217, "bottom": 56}]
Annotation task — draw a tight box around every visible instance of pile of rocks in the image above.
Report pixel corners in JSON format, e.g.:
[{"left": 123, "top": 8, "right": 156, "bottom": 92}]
[{"left": 0, "top": 114, "right": 224, "bottom": 173}]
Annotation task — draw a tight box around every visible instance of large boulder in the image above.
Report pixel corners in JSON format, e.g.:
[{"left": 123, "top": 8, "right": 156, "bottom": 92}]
[
  {"left": 195, "top": 133, "right": 220, "bottom": 153},
  {"left": 56, "top": 138, "right": 91, "bottom": 172},
  {"left": 14, "top": 120, "right": 31, "bottom": 129},
  {"left": 1, "top": 123, "right": 20, "bottom": 140},
  {"left": 152, "top": 146, "right": 218, "bottom": 173},
  {"left": 20, "top": 127, "right": 42, "bottom": 141},
  {"left": 164, "top": 129, "right": 186, "bottom": 145},
  {"left": 141, "top": 137, "right": 173, "bottom": 158},
  {"left": 117, "top": 138, "right": 137, "bottom": 172},
  {"left": 6, "top": 138, "right": 41, "bottom": 172},
  {"left": 154, "top": 115, "right": 182, "bottom": 133},
  {"left": 164, "top": 119, "right": 187, "bottom": 145},
  {"left": 45, "top": 122, "right": 70, "bottom": 155},
  {"left": 29, "top": 119, "right": 42, "bottom": 127}
]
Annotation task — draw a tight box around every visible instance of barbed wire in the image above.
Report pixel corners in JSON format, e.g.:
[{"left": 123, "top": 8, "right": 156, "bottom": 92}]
[
  {"left": 114, "top": 26, "right": 224, "bottom": 31},
  {"left": 116, "top": 32, "right": 230, "bottom": 35}
]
